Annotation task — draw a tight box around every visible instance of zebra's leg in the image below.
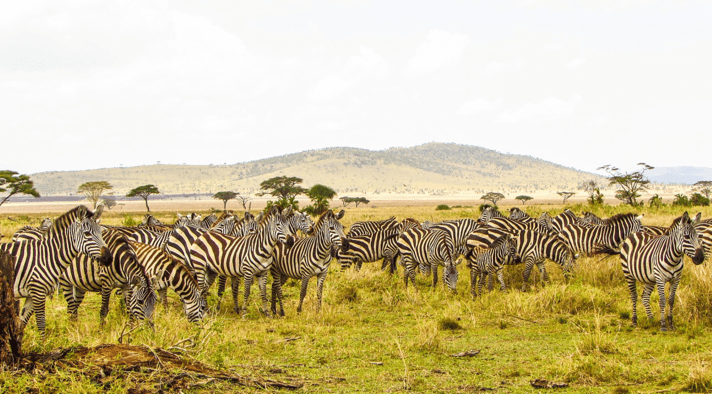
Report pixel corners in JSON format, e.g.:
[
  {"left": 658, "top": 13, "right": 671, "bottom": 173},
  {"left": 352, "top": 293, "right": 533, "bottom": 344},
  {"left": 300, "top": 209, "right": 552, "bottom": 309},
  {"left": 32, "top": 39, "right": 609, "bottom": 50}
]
[
  {"left": 98, "top": 284, "right": 114, "bottom": 323},
  {"left": 158, "top": 287, "right": 168, "bottom": 311},
  {"left": 432, "top": 264, "right": 439, "bottom": 288},
  {"left": 656, "top": 280, "right": 668, "bottom": 331},
  {"left": 641, "top": 282, "right": 655, "bottom": 320},
  {"left": 478, "top": 271, "right": 486, "bottom": 295},
  {"left": 626, "top": 277, "right": 639, "bottom": 326},
  {"left": 539, "top": 262, "right": 549, "bottom": 282},
  {"left": 242, "top": 272, "right": 254, "bottom": 315},
  {"left": 667, "top": 276, "right": 681, "bottom": 331},
  {"left": 60, "top": 281, "right": 78, "bottom": 320},
  {"left": 231, "top": 277, "right": 241, "bottom": 314},
  {"left": 257, "top": 274, "right": 270, "bottom": 316},
  {"left": 297, "top": 275, "right": 311, "bottom": 313},
  {"left": 522, "top": 256, "right": 535, "bottom": 292},
  {"left": 19, "top": 297, "right": 34, "bottom": 331},
  {"left": 270, "top": 272, "right": 280, "bottom": 316},
  {"left": 470, "top": 267, "right": 478, "bottom": 298},
  {"left": 496, "top": 269, "right": 506, "bottom": 293},
  {"left": 315, "top": 272, "right": 328, "bottom": 312},
  {"left": 28, "top": 288, "right": 47, "bottom": 338},
  {"left": 356, "top": 261, "right": 363, "bottom": 271},
  {"left": 216, "top": 275, "right": 227, "bottom": 298}
]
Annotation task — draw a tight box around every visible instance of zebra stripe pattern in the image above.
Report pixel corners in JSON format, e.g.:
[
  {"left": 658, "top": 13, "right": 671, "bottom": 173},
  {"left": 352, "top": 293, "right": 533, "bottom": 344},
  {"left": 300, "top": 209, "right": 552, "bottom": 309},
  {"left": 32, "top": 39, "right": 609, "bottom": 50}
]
[
  {"left": 550, "top": 209, "right": 589, "bottom": 233},
  {"left": 620, "top": 212, "right": 704, "bottom": 331},
  {"left": 467, "top": 233, "right": 517, "bottom": 297},
  {"left": 12, "top": 217, "right": 53, "bottom": 242},
  {"left": 130, "top": 241, "right": 205, "bottom": 322},
  {"left": 271, "top": 210, "right": 348, "bottom": 315},
  {"left": 347, "top": 216, "right": 399, "bottom": 237},
  {"left": 559, "top": 213, "right": 643, "bottom": 256},
  {"left": 0, "top": 206, "right": 111, "bottom": 337},
  {"left": 337, "top": 229, "right": 400, "bottom": 272},
  {"left": 396, "top": 227, "right": 461, "bottom": 291},
  {"left": 189, "top": 206, "right": 293, "bottom": 315}
]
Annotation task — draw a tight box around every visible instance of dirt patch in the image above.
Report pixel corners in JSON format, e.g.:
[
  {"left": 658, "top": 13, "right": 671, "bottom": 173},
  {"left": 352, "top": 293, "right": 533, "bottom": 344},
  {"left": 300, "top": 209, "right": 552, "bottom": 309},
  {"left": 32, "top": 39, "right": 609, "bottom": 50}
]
[{"left": 19, "top": 343, "right": 303, "bottom": 392}]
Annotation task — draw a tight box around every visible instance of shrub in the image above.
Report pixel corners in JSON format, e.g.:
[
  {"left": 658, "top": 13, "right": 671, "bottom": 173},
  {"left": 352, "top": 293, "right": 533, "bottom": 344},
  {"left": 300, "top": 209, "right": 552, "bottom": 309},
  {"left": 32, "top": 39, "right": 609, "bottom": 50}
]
[
  {"left": 673, "top": 194, "right": 691, "bottom": 207},
  {"left": 690, "top": 193, "right": 710, "bottom": 207},
  {"left": 438, "top": 317, "right": 462, "bottom": 331},
  {"left": 435, "top": 204, "right": 451, "bottom": 211},
  {"left": 122, "top": 214, "right": 139, "bottom": 227}
]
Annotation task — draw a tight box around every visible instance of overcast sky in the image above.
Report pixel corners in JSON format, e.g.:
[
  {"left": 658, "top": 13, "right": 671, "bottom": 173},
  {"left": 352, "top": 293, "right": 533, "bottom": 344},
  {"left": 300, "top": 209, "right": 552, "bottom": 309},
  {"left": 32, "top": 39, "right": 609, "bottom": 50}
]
[{"left": 2, "top": 1, "right": 710, "bottom": 176}]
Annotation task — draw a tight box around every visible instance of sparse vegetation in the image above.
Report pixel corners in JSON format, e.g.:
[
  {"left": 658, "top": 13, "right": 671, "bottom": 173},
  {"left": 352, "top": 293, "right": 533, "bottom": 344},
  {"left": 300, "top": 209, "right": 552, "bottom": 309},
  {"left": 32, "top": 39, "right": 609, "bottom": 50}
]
[
  {"left": 435, "top": 204, "right": 450, "bottom": 210},
  {"left": 126, "top": 184, "right": 160, "bottom": 212},
  {"left": 212, "top": 191, "right": 239, "bottom": 211},
  {"left": 515, "top": 195, "right": 533, "bottom": 204},
  {"left": 599, "top": 163, "right": 653, "bottom": 206},
  {"left": 480, "top": 191, "right": 505, "bottom": 205},
  {"left": 0, "top": 171, "right": 40, "bottom": 207}
]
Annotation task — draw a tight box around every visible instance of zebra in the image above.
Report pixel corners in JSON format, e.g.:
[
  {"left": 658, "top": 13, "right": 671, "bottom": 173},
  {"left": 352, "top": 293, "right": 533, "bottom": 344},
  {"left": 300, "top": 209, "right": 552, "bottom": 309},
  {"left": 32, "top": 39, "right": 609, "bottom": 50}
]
[
  {"left": 0, "top": 205, "right": 111, "bottom": 337},
  {"left": 478, "top": 205, "right": 505, "bottom": 224},
  {"left": 559, "top": 213, "right": 644, "bottom": 256},
  {"left": 200, "top": 213, "right": 218, "bottom": 229},
  {"left": 396, "top": 226, "right": 461, "bottom": 292},
  {"left": 286, "top": 210, "right": 315, "bottom": 236},
  {"left": 508, "top": 207, "right": 531, "bottom": 221},
  {"left": 337, "top": 229, "right": 401, "bottom": 272},
  {"left": 213, "top": 212, "right": 261, "bottom": 297},
  {"left": 620, "top": 212, "right": 704, "bottom": 331},
  {"left": 644, "top": 221, "right": 712, "bottom": 261},
  {"left": 484, "top": 216, "right": 545, "bottom": 234},
  {"left": 467, "top": 228, "right": 575, "bottom": 291},
  {"left": 12, "top": 217, "right": 53, "bottom": 242},
  {"left": 550, "top": 209, "right": 589, "bottom": 233},
  {"left": 271, "top": 210, "right": 348, "bottom": 315},
  {"left": 425, "top": 219, "right": 481, "bottom": 252},
  {"left": 189, "top": 206, "right": 294, "bottom": 315},
  {"left": 581, "top": 211, "right": 604, "bottom": 226},
  {"left": 467, "top": 233, "right": 517, "bottom": 297},
  {"left": 129, "top": 241, "right": 205, "bottom": 322},
  {"left": 347, "top": 216, "right": 399, "bottom": 237},
  {"left": 164, "top": 224, "right": 207, "bottom": 271},
  {"left": 59, "top": 229, "right": 156, "bottom": 323}
]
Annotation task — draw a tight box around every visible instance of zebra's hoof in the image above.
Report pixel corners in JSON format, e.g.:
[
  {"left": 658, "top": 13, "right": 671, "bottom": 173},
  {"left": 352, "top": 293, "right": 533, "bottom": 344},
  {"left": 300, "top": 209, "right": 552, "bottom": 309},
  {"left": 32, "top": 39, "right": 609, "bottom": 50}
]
[{"left": 660, "top": 326, "right": 668, "bottom": 332}]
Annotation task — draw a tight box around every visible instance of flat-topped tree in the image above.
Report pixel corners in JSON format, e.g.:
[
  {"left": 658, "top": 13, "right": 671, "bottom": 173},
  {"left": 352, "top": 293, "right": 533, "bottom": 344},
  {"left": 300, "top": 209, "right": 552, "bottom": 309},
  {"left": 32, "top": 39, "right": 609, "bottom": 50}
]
[
  {"left": 340, "top": 196, "right": 370, "bottom": 207},
  {"left": 480, "top": 192, "right": 505, "bottom": 206},
  {"left": 213, "top": 191, "right": 239, "bottom": 211},
  {"left": 305, "top": 184, "right": 337, "bottom": 215},
  {"left": 515, "top": 195, "right": 533, "bottom": 205},
  {"left": 0, "top": 170, "right": 40, "bottom": 207},
  {"left": 557, "top": 191, "right": 575, "bottom": 204},
  {"left": 77, "top": 181, "right": 113, "bottom": 209},
  {"left": 127, "top": 184, "right": 160, "bottom": 212},
  {"left": 694, "top": 181, "right": 712, "bottom": 200},
  {"left": 257, "top": 176, "right": 307, "bottom": 210},
  {"left": 598, "top": 163, "right": 653, "bottom": 206}
]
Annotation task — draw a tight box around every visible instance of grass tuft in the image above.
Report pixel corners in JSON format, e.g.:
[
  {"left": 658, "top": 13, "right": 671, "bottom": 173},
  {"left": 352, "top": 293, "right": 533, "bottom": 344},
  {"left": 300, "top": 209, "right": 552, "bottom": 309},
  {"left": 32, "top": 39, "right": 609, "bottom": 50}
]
[{"left": 437, "top": 317, "right": 462, "bottom": 331}]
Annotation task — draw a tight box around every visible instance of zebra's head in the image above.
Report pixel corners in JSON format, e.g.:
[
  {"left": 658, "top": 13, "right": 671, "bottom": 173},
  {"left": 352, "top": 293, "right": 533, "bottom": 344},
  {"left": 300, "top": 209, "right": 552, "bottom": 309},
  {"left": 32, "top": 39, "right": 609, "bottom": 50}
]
[
  {"left": 675, "top": 212, "right": 705, "bottom": 265},
  {"left": 509, "top": 207, "right": 529, "bottom": 221},
  {"left": 443, "top": 257, "right": 462, "bottom": 293},
  {"left": 76, "top": 216, "right": 112, "bottom": 265},
  {"left": 318, "top": 210, "right": 349, "bottom": 252},
  {"left": 289, "top": 211, "right": 315, "bottom": 235},
  {"left": 184, "top": 288, "right": 206, "bottom": 323},
  {"left": 267, "top": 206, "right": 295, "bottom": 248},
  {"left": 174, "top": 213, "right": 191, "bottom": 227},
  {"left": 40, "top": 217, "right": 53, "bottom": 230},
  {"left": 129, "top": 278, "right": 157, "bottom": 322}
]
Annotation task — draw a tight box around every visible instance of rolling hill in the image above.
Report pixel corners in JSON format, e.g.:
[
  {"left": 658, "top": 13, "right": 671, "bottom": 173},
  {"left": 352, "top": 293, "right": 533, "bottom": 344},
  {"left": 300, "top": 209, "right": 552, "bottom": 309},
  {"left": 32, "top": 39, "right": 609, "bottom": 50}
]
[{"left": 30, "top": 143, "right": 604, "bottom": 197}]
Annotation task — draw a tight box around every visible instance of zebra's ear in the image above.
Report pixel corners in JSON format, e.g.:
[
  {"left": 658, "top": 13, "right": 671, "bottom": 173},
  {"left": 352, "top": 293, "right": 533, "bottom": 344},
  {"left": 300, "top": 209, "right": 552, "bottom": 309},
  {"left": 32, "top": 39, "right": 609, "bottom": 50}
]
[
  {"left": 336, "top": 209, "right": 346, "bottom": 220},
  {"left": 636, "top": 214, "right": 644, "bottom": 221},
  {"left": 454, "top": 257, "right": 463, "bottom": 266},
  {"left": 177, "top": 213, "right": 183, "bottom": 218},
  {"left": 244, "top": 211, "right": 253, "bottom": 220},
  {"left": 693, "top": 212, "right": 702, "bottom": 224},
  {"left": 283, "top": 206, "right": 293, "bottom": 217},
  {"left": 256, "top": 212, "right": 264, "bottom": 222}
]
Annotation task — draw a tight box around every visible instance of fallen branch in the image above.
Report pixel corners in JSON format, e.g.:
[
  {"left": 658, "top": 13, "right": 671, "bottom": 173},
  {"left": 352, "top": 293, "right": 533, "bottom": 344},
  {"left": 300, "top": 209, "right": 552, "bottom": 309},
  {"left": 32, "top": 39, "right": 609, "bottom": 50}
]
[{"left": 451, "top": 350, "right": 480, "bottom": 357}]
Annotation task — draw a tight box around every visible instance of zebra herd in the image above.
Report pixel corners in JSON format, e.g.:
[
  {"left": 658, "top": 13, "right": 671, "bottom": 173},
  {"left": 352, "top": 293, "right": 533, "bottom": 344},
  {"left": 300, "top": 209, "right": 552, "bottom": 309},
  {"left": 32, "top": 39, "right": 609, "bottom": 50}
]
[{"left": 1, "top": 204, "right": 711, "bottom": 338}]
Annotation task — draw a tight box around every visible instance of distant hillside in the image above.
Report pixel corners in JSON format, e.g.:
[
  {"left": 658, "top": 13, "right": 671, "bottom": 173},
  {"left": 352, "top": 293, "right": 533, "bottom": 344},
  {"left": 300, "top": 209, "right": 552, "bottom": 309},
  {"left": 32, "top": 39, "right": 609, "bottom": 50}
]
[
  {"left": 30, "top": 143, "right": 604, "bottom": 196},
  {"left": 648, "top": 167, "right": 712, "bottom": 185}
]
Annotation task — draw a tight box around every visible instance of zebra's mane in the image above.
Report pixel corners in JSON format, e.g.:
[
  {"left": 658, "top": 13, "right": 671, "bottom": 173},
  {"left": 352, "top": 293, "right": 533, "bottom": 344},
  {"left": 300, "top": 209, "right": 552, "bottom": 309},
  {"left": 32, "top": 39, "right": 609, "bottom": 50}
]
[
  {"left": 47, "top": 205, "right": 92, "bottom": 237},
  {"left": 313, "top": 210, "right": 334, "bottom": 230},
  {"left": 602, "top": 212, "right": 638, "bottom": 225},
  {"left": 667, "top": 214, "right": 691, "bottom": 232},
  {"left": 491, "top": 233, "right": 511, "bottom": 249}
]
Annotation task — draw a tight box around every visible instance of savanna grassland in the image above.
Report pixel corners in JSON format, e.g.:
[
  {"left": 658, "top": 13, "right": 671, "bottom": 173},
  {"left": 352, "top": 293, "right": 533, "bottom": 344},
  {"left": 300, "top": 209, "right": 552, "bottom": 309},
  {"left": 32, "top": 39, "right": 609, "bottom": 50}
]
[{"left": 2, "top": 203, "right": 712, "bottom": 393}]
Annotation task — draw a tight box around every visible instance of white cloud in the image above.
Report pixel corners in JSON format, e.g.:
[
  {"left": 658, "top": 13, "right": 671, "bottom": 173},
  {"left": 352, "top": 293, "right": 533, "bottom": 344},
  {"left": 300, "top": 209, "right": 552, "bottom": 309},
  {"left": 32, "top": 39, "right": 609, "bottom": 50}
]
[
  {"left": 485, "top": 57, "right": 525, "bottom": 75},
  {"left": 404, "top": 29, "right": 470, "bottom": 79},
  {"left": 565, "top": 57, "right": 587, "bottom": 69},
  {"left": 543, "top": 42, "right": 564, "bottom": 53},
  {"left": 457, "top": 98, "right": 503, "bottom": 115},
  {"left": 497, "top": 94, "right": 583, "bottom": 123},
  {"left": 307, "top": 74, "right": 354, "bottom": 101}
]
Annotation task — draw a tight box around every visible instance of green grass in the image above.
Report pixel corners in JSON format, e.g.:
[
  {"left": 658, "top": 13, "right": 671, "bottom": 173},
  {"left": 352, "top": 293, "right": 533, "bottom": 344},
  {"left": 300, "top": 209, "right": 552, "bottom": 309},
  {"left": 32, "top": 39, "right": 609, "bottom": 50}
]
[{"left": 2, "top": 205, "right": 712, "bottom": 392}]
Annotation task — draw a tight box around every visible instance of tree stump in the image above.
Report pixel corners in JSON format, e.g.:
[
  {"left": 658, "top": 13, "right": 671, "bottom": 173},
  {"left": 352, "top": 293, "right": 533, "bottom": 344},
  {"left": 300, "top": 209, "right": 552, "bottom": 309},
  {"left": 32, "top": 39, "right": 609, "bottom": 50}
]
[{"left": 0, "top": 250, "right": 22, "bottom": 367}]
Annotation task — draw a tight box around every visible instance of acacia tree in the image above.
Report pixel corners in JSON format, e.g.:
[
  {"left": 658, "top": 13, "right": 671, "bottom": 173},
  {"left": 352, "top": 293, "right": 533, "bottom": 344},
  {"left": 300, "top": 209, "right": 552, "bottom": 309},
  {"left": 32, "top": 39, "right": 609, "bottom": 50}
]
[
  {"left": 78, "top": 181, "right": 113, "bottom": 209},
  {"left": 102, "top": 196, "right": 117, "bottom": 210},
  {"left": 480, "top": 192, "right": 505, "bottom": 206},
  {"left": 213, "top": 191, "right": 239, "bottom": 211},
  {"left": 557, "top": 191, "right": 575, "bottom": 204},
  {"left": 237, "top": 195, "right": 252, "bottom": 210},
  {"left": 515, "top": 195, "right": 533, "bottom": 205},
  {"left": 340, "top": 196, "right": 370, "bottom": 207},
  {"left": 0, "top": 170, "right": 40, "bottom": 207},
  {"left": 257, "top": 176, "right": 307, "bottom": 210},
  {"left": 304, "top": 184, "right": 337, "bottom": 215},
  {"left": 598, "top": 163, "right": 653, "bottom": 206},
  {"left": 694, "top": 181, "right": 712, "bottom": 200},
  {"left": 127, "top": 184, "right": 160, "bottom": 212}
]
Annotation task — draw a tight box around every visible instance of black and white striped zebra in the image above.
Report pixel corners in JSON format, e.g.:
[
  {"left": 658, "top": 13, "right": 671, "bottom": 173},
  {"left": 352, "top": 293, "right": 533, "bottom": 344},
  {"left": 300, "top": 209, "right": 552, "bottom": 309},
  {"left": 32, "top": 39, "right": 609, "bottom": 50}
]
[
  {"left": 396, "top": 227, "right": 461, "bottom": 291},
  {"left": 129, "top": 241, "right": 205, "bottom": 322},
  {"left": 467, "top": 233, "right": 517, "bottom": 297},
  {"left": 59, "top": 228, "right": 156, "bottom": 323},
  {"left": 0, "top": 206, "right": 112, "bottom": 337},
  {"left": 271, "top": 210, "right": 348, "bottom": 315},
  {"left": 213, "top": 212, "right": 260, "bottom": 297},
  {"left": 189, "top": 206, "right": 294, "bottom": 315},
  {"left": 478, "top": 205, "right": 505, "bottom": 224},
  {"left": 164, "top": 224, "right": 206, "bottom": 271},
  {"left": 12, "top": 217, "right": 53, "bottom": 242},
  {"left": 337, "top": 228, "right": 401, "bottom": 272},
  {"left": 200, "top": 213, "right": 218, "bottom": 229},
  {"left": 484, "top": 216, "right": 545, "bottom": 234},
  {"left": 467, "top": 228, "right": 575, "bottom": 291},
  {"left": 286, "top": 211, "right": 315, "bottom": 236},
  {"left": 550, "top": 209, "right": 589, "bottom": 233},
  {"left": 559, "top": 213, "right": 644, "bottom": 256},
  {"left": 347, "top": 216, "right": 399, "bottom": 237},
  {"left": 620, "top": 212, "right": 704, "bottom": 331},
  {"left": 425, "top": 219, "right": 481, "bottom": 253},
  {"left": 581, "top": 211, "right": 604, "bottom": 226}
]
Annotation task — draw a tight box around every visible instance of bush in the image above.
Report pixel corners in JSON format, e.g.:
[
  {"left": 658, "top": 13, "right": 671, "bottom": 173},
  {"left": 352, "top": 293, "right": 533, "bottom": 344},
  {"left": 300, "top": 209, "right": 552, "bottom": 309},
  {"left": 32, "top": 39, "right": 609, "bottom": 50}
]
[
  {"left": 438, "top": 317, "right": 462, "bottom": 330},
  {"left": 435, "top": 204, "right": 451, "bottom": 211},
  {"left": 673, "top": 194, "right": 691, "bottom": 207},
  {"left": 648, "top": 194, "right": 664, "bottom": 209},
  {"left": 122, "top": 214, "right": 139, "bottom": 227},
  {"left": 690, "top": 193, "right": 710, "bottom": 207}
]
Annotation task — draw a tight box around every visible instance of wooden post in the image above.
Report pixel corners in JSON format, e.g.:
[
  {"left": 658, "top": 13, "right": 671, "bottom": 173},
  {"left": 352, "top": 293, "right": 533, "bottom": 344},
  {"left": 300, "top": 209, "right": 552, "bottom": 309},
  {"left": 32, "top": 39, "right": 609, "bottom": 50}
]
[{"left": 0, "top": 250, "right": 22, "bottom": 367}]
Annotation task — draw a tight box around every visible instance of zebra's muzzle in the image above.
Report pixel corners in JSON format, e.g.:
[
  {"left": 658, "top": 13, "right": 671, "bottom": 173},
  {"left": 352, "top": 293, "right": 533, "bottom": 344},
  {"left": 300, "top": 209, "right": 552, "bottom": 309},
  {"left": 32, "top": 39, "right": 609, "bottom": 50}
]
[
  {"left": 340, "top": 238, "right": 350, "bottom": 252},
  {"left": 285, "top": 235, "right": 295, "bottom": 248},
  {"left": 692, "top": 248, "right": 706, "bottom": 265},
  {"left": 97, "top": 247, "right": 113, "bottom": 266}
]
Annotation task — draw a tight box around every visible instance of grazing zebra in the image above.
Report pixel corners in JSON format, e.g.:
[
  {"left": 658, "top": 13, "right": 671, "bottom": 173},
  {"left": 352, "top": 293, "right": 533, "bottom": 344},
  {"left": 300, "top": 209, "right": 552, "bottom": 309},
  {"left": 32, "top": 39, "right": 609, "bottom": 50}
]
[
  {"left": 0, "top": 206, "right": 112, "bottom": 337},
  {"left": 189, "top": 206, "right": 294, "bottom": 315},
  {"left": 559, "top": 213, "right": 644, "bottom": 256},
  {"left": 347, "top": 216, "right": 399, "bottom": 237},
  {"left": 12, "top": 218, "right": 53, "bottom": 242},
  {"left": 213, "top": 212, "right": 260, "bottom": 297},
  {"left": 468, "top": 233, "right": 517, "bottom": 297},
  {"left": 164, "top": 224, "right": 207, "bottom": 271},
  {"left": 478, "top": 205, "right": 506, "bottom": 224},
  {"left": 271, "top": 210, "right": 348, "bottom": 315},
  {"left": 59, "top": 229, "right": 156, "bottom": 322},
  {"left": 467, "top": 228, "right": 575, "bottom": 291},
  {"left": 396, "top": 227, "right": 461, "bottom": 291},
  {"left": 426, "top": 219, "right": 481, "bottom": 253},
  {"left": 549, "top": 209, "right": 591, "bottom": 234},
  {"left": 620, "top": 212, "right": 704, "bottom": 331},
  {"left": 129, "top": 241, "right": 205, "bottom": 322},
  {"left": 337, "top": 229, "right": 400, "bottom": 272}
]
